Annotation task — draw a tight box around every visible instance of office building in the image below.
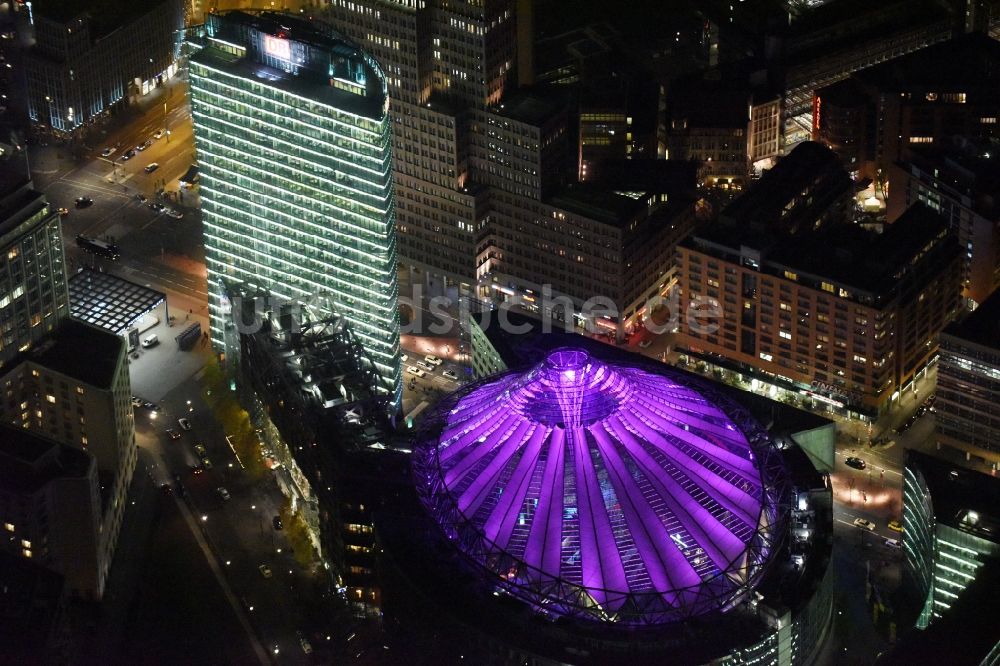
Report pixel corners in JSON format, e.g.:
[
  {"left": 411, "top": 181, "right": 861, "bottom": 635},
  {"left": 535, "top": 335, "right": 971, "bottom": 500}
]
[
  {"left": 23, "top": 0, "right": 184, "bottom": 135},
  {"left": 189, "top": 11, "right": 401, "bottom": 407},
  {"left": 887, "top": 139, "right": 1000, "bottom": 306},
  {"left": 478, "top": 185, "right": 696, "bottom": 342},
  {"left": 0, "top": 318, "right": 135, "bottom": 600},
  {"left": 0, "top": 163, "right": 70, "bottom": 370},
  {"left": 675, "top": 143, "right": 962, "bottom": 418},
  {"left": 935, "top": 289, "right": 1000, "bottom": 467},
  {"left": 903, "top": 450, "right": 1000, "bottom": 629},
  {"left": 0, "top": 426, "right": 102, "bottom": 599},
  {"left": 234, "top": 302, "right": 406, "bottom": 618},
  {"left": 381, "top": 343, "right": 834, "bottom": 665},
  {"left": 813, "top": 34, "right": 1000, "bottom": 180},
  {"left": 324, "top": 0, "right": 522, "bottom": 290}
]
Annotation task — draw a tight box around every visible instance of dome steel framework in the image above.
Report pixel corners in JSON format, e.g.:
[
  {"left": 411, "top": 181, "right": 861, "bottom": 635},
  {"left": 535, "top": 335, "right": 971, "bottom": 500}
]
[{"left": 413, "top": 349, "right": 790, "bottom": 626}]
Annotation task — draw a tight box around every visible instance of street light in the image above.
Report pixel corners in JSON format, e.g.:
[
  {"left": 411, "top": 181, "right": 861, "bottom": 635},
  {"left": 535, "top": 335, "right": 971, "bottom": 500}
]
[{"left": 201, "top": 515, "right": 208, "bottom": 522}]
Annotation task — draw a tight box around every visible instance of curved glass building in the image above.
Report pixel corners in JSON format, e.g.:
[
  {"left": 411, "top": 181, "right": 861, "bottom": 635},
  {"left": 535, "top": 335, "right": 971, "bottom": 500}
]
[{"left": 413, "top": 348, "right": 788, "bottom": 626}]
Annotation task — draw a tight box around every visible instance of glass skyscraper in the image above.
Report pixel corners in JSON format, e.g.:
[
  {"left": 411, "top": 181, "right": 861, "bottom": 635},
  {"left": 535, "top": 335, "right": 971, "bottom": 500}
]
[{"left": 189, "top": 11, "right": 401, "bottom": 407}]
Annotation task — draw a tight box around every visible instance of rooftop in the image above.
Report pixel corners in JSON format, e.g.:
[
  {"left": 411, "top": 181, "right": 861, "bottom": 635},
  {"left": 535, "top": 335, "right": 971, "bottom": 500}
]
[
  {"left": 194, "top": 11, "right": 387, "bottom": 120},
  {"left": 903, "top": 138, "right": 1000, "bottom": 219},
  {"left": 492, "top": 87, "right": 567, "bottom": 126},
  {"left": 855, "top": 33, "right": 1000, "bottom": 95},
  {"left": 15, "top": 318, "right": 125, "bottom": 389},
  {"left": 943, "top": 286, "right": 1000, "bottom": 351},
  {"left": 68, "top": 268, "right": 166, "bottom": 335},
  {"left": 907, "top": 450, "right": 1000, "bottom": 543},
  {"left": 546, "top": 184, "right": 655, "bottom": 227},
  {"left": 0, "top": 425, "right": 94, "bottom": 494},
  {"left": 31, "top": 0, "right": 171, "bottom": 40}
]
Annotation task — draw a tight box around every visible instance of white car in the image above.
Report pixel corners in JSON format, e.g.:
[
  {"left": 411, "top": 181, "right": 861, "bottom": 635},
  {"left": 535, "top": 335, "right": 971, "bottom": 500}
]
[
  {"left": 853, "top": 518, "right": 876, "bottom": 531},
  {"left": 300, "top": 638, "right": 313, "bottom": 655},
  {"left": 407, "top": 366, "right": 426, "bottom": 378},
  {"left": 442, "top": 369, "right": 459, "bottom": 381},
  {"left": 178, "top": 417, "right": 192, "bottom": 431},
  {"left": 416, "top": 360, "right": 436, "bottom": 372},
  {"left": 424, "top": 355, "right": 443, "bottom": 366},
  {"left": 130, "top": 396, "right": 144, "bottom": 408},
  {"left": 153, "top": 129, "right": 164, "bottom": 139},
  {"left": 141, "top": 334, "right": 159, "bottom": 348},
  {"left": 144, "top": 162, "right": 159, "bottom": 174},
  {"left": 100, "top": 147, "right": 116, "bottom": 157},
  {"left": 165, "top": 208, "right": 184, "bottom": 219}
]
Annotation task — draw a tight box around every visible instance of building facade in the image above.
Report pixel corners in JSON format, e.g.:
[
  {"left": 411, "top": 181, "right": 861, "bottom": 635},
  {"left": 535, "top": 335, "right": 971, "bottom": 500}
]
[
  {"left": 0, "top": 318, "right": 135, "bottom": 600},
  {"left": 935, "top": 289, "right": 1000, "bottom": 467},
  {"left": 0, "top": 426, "right": 102, "bottom": 599},
  {"left": 0, "top": 169, "right": 69, "bottom": 369},
  {"left": 675, "top": 144, "right": 962, "bottom": 418},
  {"left": 903, "top": 451, "right": 1000, "bottom": 630},
  {"left": 189, "top": 11, "right": 401, "bottom": 407},
  {"left": 887, "top": 141, "right": 1000, "bottom": 307},
  {"left": 23, "top": 0, "right": 184, "bottom": 135}
]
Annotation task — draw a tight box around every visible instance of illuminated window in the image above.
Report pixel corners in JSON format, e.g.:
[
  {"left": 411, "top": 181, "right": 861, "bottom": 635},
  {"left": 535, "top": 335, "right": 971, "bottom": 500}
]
[
  {"left": 31, "top": 370, "right": 39, "bottom": 377},
  {"left": 779, "top": 330, "right": 792, "bottom": 340},
  {"left": 21, "top": 539, "right": 31, "bottom": 549},
  {"left": 821, "top": 282, "right": 835, "bottom": 293},
  {"left": 4, "top": 523, "right": 13, "bottom": 532},
  {"left": 759, "top": 352, "right": 773, "bottom": 362},
  {"left": 46, "top": 394, "right": 56, "bottom": 404},
  {"left": 22, "top": 549, "right": 31, "bottom": 558},
  {"left": 76, "top": 386, "right": 84, "bottom": 395},
  {"left": 909, "top": 136, "right": 933, "bottom": 144},
  {"left": 784, "top": 270, "right": 798, "bottom": 281}
]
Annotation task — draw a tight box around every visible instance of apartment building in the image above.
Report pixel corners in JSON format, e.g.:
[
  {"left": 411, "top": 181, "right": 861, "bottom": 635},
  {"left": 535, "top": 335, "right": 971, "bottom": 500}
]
[{"left": 675, "top": 144, "right": 961, "bottom": 418}]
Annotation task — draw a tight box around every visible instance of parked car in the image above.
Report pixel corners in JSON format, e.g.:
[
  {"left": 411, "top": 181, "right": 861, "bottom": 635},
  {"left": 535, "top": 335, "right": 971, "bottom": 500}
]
[
  {"left": 193, "top": 443, "right": 207, "bottom": 457},
  {"left": 272, "top": 516, "right": 283, "bottom": 530},
  {"left": 178, "top": 417, "right": 192, "bottom": 431},
  {"left": 148, "top": 202, "right": 166, "bottom": 212},
  {"left": 845, "top": 457, "right": 866, "bottom": 470},
  {"left": 888, "top": 519, "right": 904, "bottom": 533},
  {"left": 165, "top": 429, "right": 181, "bottom": 440},
  {"left": 201, "top": 457, "right": 213, "bottom": 470},
  {"left": 144, "top": 162, "right": 159, "bottom": 174},
  {"left": 300, "top": 638, "right": 313, "bottom": 655},
  {"left": 884, "top": 538, "right": 902, "bottom": 549},
  {"left": 141, "top": 334, "right": 159, "bottom": 348},
  {"left": 130, "top": 396, "right": 143, "bottom": 408},
  {"left": 217, "top": 487, "right": 231, "bottom": 501},
  {"left": 424, "top": 355, "right": 443, "bottom": 366},
  {"left": 442, "top": 369, "right": 459, "bottom": 381},
  {"left": 853, "top": 518, "right": 876, "bottom": 531},
  {"left": 258, "top": 564, "right": 273, "bottom": 579},
  {"left": 416, "top": 360, "right": 435, "bottom": 372},
  {"left": 407, "top": 366, "right": 426, "bottom": 378},
  {"left": 165, "top": 208, "right": 183, "bottom": 219}
]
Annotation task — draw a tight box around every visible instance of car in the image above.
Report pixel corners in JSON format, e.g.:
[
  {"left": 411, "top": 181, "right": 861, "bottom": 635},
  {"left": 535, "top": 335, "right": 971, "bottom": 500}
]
[
  {"left": 120, "top": 149, "right": 136, "bottom": 161},
  {"left": 148, "top": 202, "right": 166, "bottom": 212},
  {"left": 258, "top": 564, "right": 273, "bottom": 579},
  {"left": 74, "top": 196, "right": 93, "bottom": 208},
  {"left": 888, "top": 519, "right": 904, "bottom": 533},
  {"left": 442, "top": 369, "right": 459, "bottom": 381},
  {"left": 166, "top": 429, "right": 181, "bottom": 440},
  {"left": 845, "top": 457, "right": 866, "bottom": 470},
  {"left": 144, "top": 162, "right": 159, "bottom": 174},
  {"left": 135, "top": 193, "right": 148, "bottom": 203},
  {"left": 144, "top": 402, "right": 161, "bottom": 411},
  {"left": 160, "top": 483, "right": 173, "bottom": 495},
  {"left": 638, "top": 339, "right": 653, "bottom": 349},
  {"left": 153, "top": 129, "right": 164, "bottom": 140},
  {"left": 400, "top": 354, "right": 408, "bottom": 362},
  {"left": 300, "top": 638, "right": 313, "bottom": 655},
  {"left": 194, "top": 443, "right": 207, "bottom": 457},
  {"left": 190, "top": 464, "right": 204, "bottom": 475},
  {"left": 56, "top": 207, "right": 69, "bottom": 216},
  {"left": 136, "top": 140, "right": 152, "bottom": 151},
  {"left": 407, "top": 366, "right": 426, "bottom": 378},
  {"left": 130, "top": 396, "right": 143, "bottom": 408},
  {"left": 141, "top": 334, "right": 158, "bottom": 348},
  {"left": 217, "top": 487, "right": 231, "bottom": 501},
  {"left": 417, "top": 360, "right": 436, "bottom": 371},
  {"left": 201, "top": 457, "right": 213, "bottom": 470},
  {"left": 178, "top": 418, "right": 192, "bottom": 431},
  {"left": 100, "top": 147, "right": 115, "bottom": 157},
  {"left": 165, "top": 208, "right": 184, "bottom": 219},
  {"left": 853, "top": 518, "right": 876, "bottom": 531},
  {"left": 272, "top": 516, "right": 283, "bottom": 530},
  {"left": 424, "top": 355, "right": 443, "bottom": 366},
  {"left": 884, "top": 538, "right": 902, "bottom": 549}
]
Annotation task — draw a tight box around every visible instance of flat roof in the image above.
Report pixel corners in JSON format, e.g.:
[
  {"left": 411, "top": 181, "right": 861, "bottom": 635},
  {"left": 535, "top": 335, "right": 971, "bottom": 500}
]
[
  {"left": 546, "top": 184, "right": 652, "bottom": 226},
  {"left": 18, "top": 318, "right": 124, "bottom": 389},
  {"left": 943, "top": 287, "right": 1000, "bottom": 351},
  {"left": 68, "top": 268, "right": 165, "bottom": 335},
  {"left": 907, "top": 450, "right": 1000, "bottom": 543},
  {"left": 855, "top": 33, "right": 1000, "bottom": 95},
  {"left": 493, "top": 88, "right": 566, "bottom": 126},
  {"left": 0, "top": 426, "right": 93, "bottom": 494},
  {"left": 31, "top": 0, "right": 170, "bottom": 39}
]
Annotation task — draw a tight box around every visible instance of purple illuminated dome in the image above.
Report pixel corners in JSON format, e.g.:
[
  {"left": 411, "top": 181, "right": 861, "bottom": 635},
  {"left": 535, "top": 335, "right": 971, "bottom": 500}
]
[{"left": 413, "top": 349, "right": 787, "bottom": 625}]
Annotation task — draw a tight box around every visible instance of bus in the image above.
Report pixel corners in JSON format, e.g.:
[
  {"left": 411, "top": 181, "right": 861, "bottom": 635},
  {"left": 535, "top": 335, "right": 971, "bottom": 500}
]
[{"left": 76, "top": 235, "right": 120, "bottom": 261}]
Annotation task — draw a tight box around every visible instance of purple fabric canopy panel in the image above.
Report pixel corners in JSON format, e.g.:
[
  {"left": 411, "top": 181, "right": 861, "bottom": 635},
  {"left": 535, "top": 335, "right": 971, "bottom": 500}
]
[{"left": 413, "top": 348, "right": 787, "bottom": 625}]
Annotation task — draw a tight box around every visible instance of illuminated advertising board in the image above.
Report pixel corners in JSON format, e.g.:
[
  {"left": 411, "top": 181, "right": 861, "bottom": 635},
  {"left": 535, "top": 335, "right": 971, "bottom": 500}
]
[{"left": 264, "top": 34, "right": 291, "bottom": 61}]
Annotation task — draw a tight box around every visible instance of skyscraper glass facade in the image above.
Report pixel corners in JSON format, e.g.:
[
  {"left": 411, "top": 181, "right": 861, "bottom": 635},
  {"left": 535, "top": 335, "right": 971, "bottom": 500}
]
[{"left": 189, "top": 11, "right": 401, "bottom": 407}]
